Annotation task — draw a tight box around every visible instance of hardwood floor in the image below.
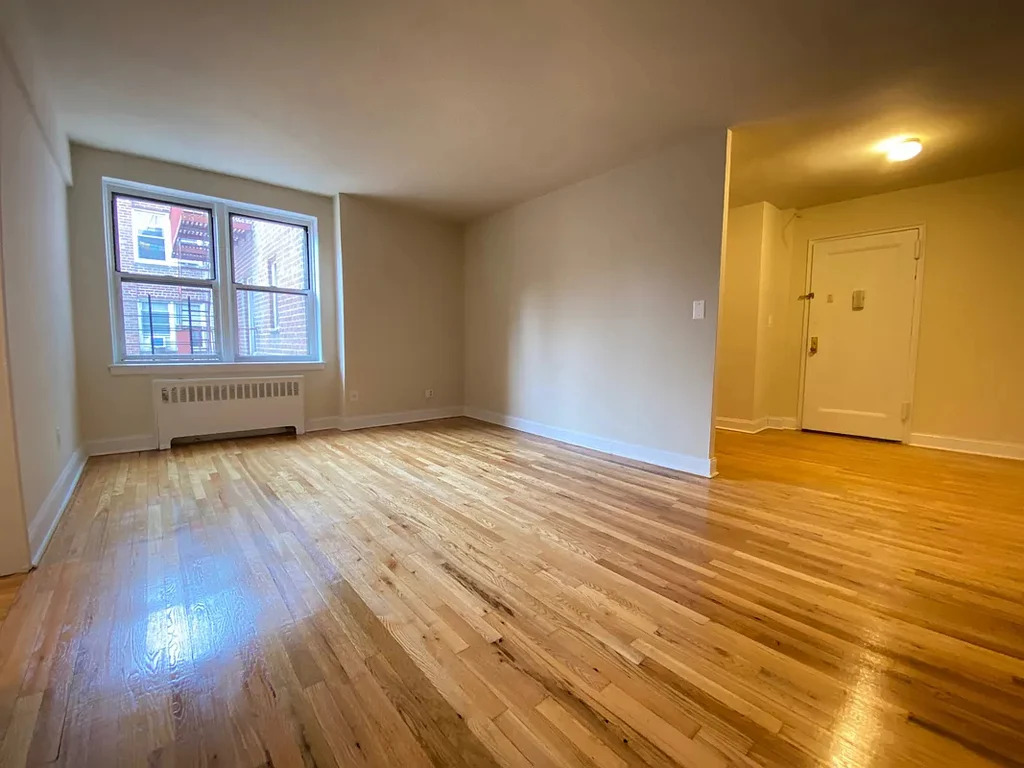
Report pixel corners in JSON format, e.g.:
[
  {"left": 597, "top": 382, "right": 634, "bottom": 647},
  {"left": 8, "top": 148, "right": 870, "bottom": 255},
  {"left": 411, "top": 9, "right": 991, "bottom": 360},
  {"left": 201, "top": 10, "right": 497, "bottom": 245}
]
[
  {"left": 0, "top": 419, "right": 1022, "bottom": 767},
  {"left": 0, "top": 574, "right": 27, "bottom": 625}
]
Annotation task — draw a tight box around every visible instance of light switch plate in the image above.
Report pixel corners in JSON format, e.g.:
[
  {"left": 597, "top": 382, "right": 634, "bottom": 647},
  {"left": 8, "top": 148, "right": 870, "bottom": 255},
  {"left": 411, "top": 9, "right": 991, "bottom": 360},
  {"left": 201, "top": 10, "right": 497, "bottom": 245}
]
[{"left": 692, "top": 300, "right": 705, "bottom": 320}]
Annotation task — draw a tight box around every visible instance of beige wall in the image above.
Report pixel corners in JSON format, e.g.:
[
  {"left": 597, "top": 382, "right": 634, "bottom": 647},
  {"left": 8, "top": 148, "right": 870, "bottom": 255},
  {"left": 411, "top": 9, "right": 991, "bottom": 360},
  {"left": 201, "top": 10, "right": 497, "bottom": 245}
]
[
  {"left": 0, "top": 219, "right": 31, "bottom": 575},
  {"left": 67, "top": 146, "right": 340, "bottom": 447},
  {"left": 465, "top": 130, "right": 730, "bottom": 471},
  {"left": 715, "top": 201, "right": 792, "bottom": 427},
  {"left": 0, "top": 37, "right": 77, "bottom": 572},
  {"left": 715, "top": 202, "right": 764, "bottom": 422},
  {"left": 339, "top": 195, "right": 464, "bottom": 417},
  {"left": 756, "top": 203, "right": 790, "bottom": 420},
  {"left": 772, "top": 168, "right": 1024, "bottom": 446},
  {"left": 761, "top": 204, "right": 797, "bottom": 422},
  {"left": 0, "top": 0, "right": 69, "bottom": 180}
]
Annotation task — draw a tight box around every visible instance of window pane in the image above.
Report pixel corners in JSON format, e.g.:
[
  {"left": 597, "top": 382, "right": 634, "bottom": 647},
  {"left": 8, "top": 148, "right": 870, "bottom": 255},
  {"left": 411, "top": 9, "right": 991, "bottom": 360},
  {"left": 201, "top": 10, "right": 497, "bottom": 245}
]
[
  {"left": 235, "top": 289, "right": 309, "bottom": 358},
  {"left": 230, "top": 216, "right": 308, "bottom": 290},
  {"left": 114, "top": 195, "right": 214, "bottom": 280},
  {"left": 121, "top": 283, "right": 217, "bottom": 359}
]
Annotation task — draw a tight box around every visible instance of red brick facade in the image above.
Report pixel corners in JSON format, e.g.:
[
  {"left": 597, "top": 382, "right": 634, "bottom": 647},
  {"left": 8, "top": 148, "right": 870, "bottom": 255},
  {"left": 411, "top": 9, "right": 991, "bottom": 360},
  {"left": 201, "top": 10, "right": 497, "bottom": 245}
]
[{"left": 232, "top": 216, "right": 310, "bottom": 357}]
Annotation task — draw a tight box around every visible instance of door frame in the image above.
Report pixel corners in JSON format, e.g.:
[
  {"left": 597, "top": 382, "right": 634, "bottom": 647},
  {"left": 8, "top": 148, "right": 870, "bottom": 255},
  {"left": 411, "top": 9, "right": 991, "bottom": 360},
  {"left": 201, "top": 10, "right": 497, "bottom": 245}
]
[{"left": 795, "top": 225, "right": 927, "bottom": 444}]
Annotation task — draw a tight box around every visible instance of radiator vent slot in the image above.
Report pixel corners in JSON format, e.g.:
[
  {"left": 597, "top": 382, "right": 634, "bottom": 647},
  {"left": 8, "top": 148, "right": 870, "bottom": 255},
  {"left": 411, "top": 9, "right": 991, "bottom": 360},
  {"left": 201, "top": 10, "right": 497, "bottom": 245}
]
[
  {"left": 154, "top": 376, "right": 305, "bottom": 449},
  {"left": 161, "top": 379, "right": 301, "bottom": 404}
]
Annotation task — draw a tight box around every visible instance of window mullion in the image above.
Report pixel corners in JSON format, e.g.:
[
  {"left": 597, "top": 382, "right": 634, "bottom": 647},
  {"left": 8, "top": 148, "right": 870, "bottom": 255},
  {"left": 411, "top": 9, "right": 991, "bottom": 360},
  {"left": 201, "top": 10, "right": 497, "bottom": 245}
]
[{"left": 215, "top": 200, "right": 236, "bottom": 363}]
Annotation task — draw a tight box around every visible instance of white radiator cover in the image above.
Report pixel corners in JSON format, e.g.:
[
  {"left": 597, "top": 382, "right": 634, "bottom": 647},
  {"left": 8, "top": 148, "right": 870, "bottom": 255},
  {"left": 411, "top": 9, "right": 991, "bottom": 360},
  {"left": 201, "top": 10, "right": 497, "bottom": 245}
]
[{"left": 153, "top": 376, "right": 305, "bottom": 449}]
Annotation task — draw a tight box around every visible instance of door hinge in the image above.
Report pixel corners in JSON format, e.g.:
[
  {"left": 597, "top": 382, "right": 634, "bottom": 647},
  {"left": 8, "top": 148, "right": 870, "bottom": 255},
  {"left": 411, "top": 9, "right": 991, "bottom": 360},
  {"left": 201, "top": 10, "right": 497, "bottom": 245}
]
[
  {"left": 901, "top": 402, "right": 912, "bottom": 422},
  {"left": 914, "top": 239, "right": 922, "bottom": 260},
  {"left": 798, "top": 292, "right": 815, "bottom": 301}
]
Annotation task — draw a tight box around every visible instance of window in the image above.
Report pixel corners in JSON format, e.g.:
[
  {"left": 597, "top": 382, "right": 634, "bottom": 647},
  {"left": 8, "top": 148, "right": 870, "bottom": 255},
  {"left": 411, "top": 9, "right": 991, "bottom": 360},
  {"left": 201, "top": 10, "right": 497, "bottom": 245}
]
[
  {"left": 107, "top": 181, "right": 320, "bottom": 365},
  {"left": 230, "top": 215, "right": 311, "bottom": 358}
]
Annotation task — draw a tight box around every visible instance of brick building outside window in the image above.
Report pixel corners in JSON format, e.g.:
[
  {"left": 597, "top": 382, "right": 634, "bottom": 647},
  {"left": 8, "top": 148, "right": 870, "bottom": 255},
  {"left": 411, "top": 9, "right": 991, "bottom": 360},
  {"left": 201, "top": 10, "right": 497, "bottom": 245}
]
[{"left": 107, "top": 181, "right": 319, "bottom": 365}]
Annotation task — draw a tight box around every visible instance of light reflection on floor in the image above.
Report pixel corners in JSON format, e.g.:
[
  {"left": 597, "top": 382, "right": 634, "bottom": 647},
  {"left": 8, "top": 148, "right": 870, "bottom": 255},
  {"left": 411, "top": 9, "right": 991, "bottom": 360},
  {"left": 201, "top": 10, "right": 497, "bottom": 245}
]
[
  {"left": 142, "top": 562, "right": 261, "bottom": 677},
  {"left": 828, "top": 629, "right": 888, "bottom": 767},
  {"left": 145, "top": 603, "right": 192, "bottom": 669}
]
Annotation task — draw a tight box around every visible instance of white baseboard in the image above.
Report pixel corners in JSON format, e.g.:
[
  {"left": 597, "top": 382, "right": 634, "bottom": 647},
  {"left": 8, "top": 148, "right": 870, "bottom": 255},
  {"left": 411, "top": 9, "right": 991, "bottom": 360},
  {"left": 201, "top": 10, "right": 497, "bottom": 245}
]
[
  {"left": 81, "top": 410, "right": 461, "bottom": 456},
  {"left": 465, "top": 406, "right": 715, "bottom": 478},
  {"left": 716, "top": 416, "right": 799, "bottom": 433},
  {"left": 29, "top": 447, "right": 87, "bottom": 565},
  {"left": 909, "top": 433, "right": 1024, "bottom": 461},
  {"left": 341, "top": 406, "right": 463, "bottom": 432},
  {"left": 716, "top": 417, "right": 768, "bottom": 434},
  {"left": 86, "top": 434, "right": 158, "bottom": 456},
  {"left": 306, "top": 416, "right": 342, "bottom": 432}
]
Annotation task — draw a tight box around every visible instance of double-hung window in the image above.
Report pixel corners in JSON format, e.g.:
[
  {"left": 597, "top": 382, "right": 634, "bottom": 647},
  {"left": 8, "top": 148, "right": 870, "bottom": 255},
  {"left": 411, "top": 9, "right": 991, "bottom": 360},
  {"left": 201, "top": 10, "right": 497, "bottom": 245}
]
[{"left": 106, "top": 180, "right": 320, "bottom": 366}]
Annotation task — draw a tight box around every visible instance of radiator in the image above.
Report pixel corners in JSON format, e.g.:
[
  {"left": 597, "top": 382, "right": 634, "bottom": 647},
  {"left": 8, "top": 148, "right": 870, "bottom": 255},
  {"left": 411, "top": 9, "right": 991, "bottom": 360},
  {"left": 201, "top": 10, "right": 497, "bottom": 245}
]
[{"left": 153, "top": 376, "right": 305, "bottom": 449}]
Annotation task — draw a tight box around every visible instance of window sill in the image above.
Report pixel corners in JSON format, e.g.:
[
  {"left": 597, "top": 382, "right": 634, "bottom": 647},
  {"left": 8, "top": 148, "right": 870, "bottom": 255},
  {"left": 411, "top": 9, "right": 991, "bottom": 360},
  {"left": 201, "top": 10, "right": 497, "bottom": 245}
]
[{"left": 109, "top": 361, "right": 326, "bottom": 376}]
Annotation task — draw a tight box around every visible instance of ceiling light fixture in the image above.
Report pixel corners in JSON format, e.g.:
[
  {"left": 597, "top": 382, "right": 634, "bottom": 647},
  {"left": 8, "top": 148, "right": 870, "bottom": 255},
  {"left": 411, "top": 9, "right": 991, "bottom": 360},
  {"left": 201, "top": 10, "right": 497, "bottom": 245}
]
[{"left": 886, "top": 138, "right": 922, "bottom": 162}]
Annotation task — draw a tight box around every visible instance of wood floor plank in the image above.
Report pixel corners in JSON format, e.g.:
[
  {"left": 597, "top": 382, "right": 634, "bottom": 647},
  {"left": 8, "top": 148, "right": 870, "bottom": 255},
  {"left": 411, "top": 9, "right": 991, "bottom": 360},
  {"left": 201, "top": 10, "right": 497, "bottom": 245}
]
[
  {"left": 0, "top": 574, "right": 29, "bottom": 627},
  {"left": 0, "top": 419, "right": 1021, "bottom": 766}
]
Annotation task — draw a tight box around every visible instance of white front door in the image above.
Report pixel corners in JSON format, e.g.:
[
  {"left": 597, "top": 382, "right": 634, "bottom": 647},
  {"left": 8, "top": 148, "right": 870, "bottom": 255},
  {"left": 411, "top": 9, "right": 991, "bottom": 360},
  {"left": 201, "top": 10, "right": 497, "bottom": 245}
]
[{"left": 801, "top": 229, "right": 920, "bottom": 441}]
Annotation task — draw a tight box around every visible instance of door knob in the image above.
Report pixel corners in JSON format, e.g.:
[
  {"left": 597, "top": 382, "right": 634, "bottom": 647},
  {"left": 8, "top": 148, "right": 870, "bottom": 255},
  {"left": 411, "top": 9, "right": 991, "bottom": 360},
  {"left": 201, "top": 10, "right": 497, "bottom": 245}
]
[{"left": 809, "top": 336, "right": 818, "bottom": 356}]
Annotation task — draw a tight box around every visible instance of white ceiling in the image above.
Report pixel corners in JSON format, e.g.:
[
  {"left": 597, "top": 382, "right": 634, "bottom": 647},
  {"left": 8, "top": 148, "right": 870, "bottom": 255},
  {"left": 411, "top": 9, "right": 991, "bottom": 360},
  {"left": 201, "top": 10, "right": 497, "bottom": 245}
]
[{"left": 26, "top": 0, "right": 1024, "bottom": 219}]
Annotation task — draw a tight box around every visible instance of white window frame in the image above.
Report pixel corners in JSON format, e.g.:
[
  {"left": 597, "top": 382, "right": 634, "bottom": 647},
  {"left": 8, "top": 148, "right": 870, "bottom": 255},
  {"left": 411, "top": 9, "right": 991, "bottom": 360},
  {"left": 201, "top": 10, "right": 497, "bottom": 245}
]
[{"left": 104, "top": 178, "right": 322, "bottom": 369}]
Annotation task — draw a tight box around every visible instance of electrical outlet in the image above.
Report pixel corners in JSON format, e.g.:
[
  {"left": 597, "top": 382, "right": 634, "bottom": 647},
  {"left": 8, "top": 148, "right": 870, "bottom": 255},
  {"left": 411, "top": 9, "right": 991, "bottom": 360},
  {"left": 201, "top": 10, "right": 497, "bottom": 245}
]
[
  {"left": 692, "top": 299, "right": 705, "bottom": 320},
  {"left": 425, "top": 388, "right": 434, "bottom": 399},
  {"left": 349, "top": 390, "right": 359, "bottom": 402}
]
